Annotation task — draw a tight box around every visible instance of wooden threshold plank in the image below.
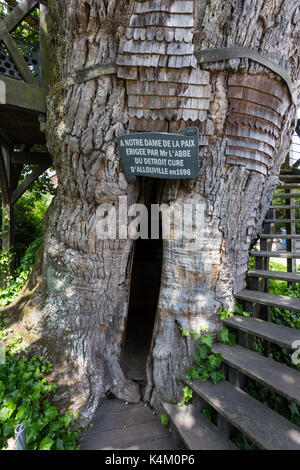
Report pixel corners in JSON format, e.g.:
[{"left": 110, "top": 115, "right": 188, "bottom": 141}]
[
  {"left": 82, "top": 406, "right": 157, "bottom": 435},
  {"left": 237, "top": 289, "right": 300, "bottom": 311},
  {"left": 80, "top": 420, "right": 171, "bottom": 450},
  {"left": 188, "top": 379, "right": 300, "bottom": 450},
  {"left": 93, "top": 399, "right": 145, "bottom": 414},
  {"left": 212, "top": 343, "right": 300, "bottom": 405},
  {"left": 162, "top": 402, "right": 237, "bottom": 450},
  {"left": 223, "top": 316, "right": 300, "bottom": 349},
  {"left": 247, "top": 269, "right": 300, "bottom": 283}
]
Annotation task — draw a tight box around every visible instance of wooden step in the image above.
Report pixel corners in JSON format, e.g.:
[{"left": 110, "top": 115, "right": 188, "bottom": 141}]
[
  {"left": 237, "top": 289, "right": 300, "bottom": 311},
  {"left": 223, "top": 315, "right": 300, "bottom": 349},
  {"left": 250, "top": 250, "right": 300, "bottom": 258},
  {"left": 212, "top": 343, "right": 300, "bottom": 405},
  {"left": 277, "top": 184, "right": 300, "bottom": 189},
  {"left": 273, "top": 193, "right": 300, "bottom": 198},
  {"left": 259, "top": 234, "right": 300, "bottom": 239},
  {"left": 162, "top": 402, "right": 237, "bottom": 450},
  {"left": 270, "top": 205, "right": 300, "bottom": 209},
  {"left": 248, "top": 269, "right": 300, "bottom": 283},
  {"left": 264, "top": 219, "right": 300, "bottom": 223},
  {"left": 279, "top": 172, "right": 300, "bottom": 181},
  {"left": 187, "top": 380, "right": 300, "bottom": 450}
]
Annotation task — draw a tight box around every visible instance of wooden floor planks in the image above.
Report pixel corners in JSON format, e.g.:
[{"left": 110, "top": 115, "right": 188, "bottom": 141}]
[{"left": 80, "top": 399, "right": 183, "bottom": 450}]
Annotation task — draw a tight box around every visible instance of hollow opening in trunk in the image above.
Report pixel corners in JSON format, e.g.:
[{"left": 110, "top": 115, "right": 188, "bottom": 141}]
[{"left": 120, "top": 199, "right": 163, "bottom": 390}]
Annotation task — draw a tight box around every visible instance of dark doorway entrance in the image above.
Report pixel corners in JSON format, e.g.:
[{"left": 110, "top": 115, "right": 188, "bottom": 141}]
[{"left": 121, "top": 236, "right": 162, "bottom": 391}]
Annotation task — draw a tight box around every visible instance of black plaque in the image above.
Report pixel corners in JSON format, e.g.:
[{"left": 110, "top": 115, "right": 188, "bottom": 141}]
[{"left": 117, "top": 127, "right": 199, "bottom": 183}]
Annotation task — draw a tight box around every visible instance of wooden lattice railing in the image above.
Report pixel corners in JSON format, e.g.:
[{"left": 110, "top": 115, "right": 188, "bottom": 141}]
[{"left": 0, "top": 0, "right": 49, "bottom": 113}]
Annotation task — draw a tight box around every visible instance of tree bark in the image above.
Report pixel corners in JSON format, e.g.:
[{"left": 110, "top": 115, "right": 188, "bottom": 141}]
[{"left": 2, "top": 0, "right": 299, "bottom": 421}]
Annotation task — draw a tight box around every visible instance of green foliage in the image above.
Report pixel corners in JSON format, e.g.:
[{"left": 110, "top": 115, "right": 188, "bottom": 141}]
[
  {"left": 218, "top": 305, "right": 251, "bottom": 319},
  {"left": 0, "top": 236, "right": 43, "bottom": 306},
  {"left": 0, "top": 350, "right": 81, "bottom": 450},
  {"left": 184, "top": 332, "right": 227, "bottom": 385},
  {"left": 177, "top": 386, "right": 193, "bottom": 407},
  {"left": 252, "top": 337, "right": 263, "bottom": 355},
  {"left": 13, "top": 190, "right": 51, "bottom": 267},
  {"left": 0, "top": 1, "right": 40, "bottom": 47},
  {"left": 248, "top": 256, "right": 256, "bottom": 270},
  {"left": 234, "top": 303, "right": 252, "bottom": 317},
  {"left": 245, "top": 378, "right": 300, "bottom": 428},
  {"left": 0, "top": 166, "right": 54, "bottom": 269},
  {"left": 178, "top": 325, "right": 207, "bottom": 339},
  {"left": 0, "top": 249, "right": 13, "bottom": 282},
  {"left": 216, "top": 327, "right": 236, "bottom": 346},
  {"left": 217, "top": 308, "right": 234, "bottom": 321},
  {"left": 231, "top": 431, "right": 257, "bottom": 450},
  {"left": 179, "top": 324, "right": 237, "bottom": 392},
  {"left": 160, "top": 413, "right": 169, "bottom": 426},
  {"left": 182, "top": 386, "right": 193, "bottom": 403},
  {"left": 202, "top": 406, "right": 217, "bottom": 425}
]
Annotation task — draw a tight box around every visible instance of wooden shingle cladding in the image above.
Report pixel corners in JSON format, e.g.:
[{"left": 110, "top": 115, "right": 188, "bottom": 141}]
[
  {"left": 117, "top": 0, "right": 211, "bottom": 125},
  {"left": 225, "top": 74, "right": 290, "bottom": 175},
  {"left": 117, "top": 0, "right": 291, "bottom": 176}
]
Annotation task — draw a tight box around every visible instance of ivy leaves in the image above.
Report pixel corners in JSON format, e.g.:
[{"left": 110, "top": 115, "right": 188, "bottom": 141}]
[
  {"left": 217, "top": 327, "right": 236, "bottom": 346},
  {"left": 0, "top": 354, "right": 81, "bottom": 450},
  {"left": 186, "top": 333, "right": 227, "bottom": 385},
  {"left": 181, "top": 324, "right": 237, "bottom": 388}
]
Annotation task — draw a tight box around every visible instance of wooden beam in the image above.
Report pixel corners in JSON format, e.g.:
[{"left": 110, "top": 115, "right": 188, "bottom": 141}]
[
  {"left": 0, "top": 75, "right": 46, "bottom": 112},
  {"left": 12, "top": 151, "right": 52, "bottom": 165},
  {"left": 39, "top": 2, "right": 49, "bottom": 90},
  {"left": 0, "top": 0, "right": 39, "bottom": 35},
  {"left": 5, "top": 0, "right": 40, "bottom": 31},
  {"left": 10, "top": 162, "right": 22, "bottom": 191},
  {"left": 0, "top": 127, "right": 13, "bottom": 147},
  {"left": 10, "top": 163, "right": 49, "bottom": 204},
  {"left": 0, "top": 146, "right": 10, "bottom": 205}
]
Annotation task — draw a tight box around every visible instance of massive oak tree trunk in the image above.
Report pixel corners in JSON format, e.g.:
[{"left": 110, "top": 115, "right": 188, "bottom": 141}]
[{"left": 3, "top": 0, "right": 300, "bottom": 421}]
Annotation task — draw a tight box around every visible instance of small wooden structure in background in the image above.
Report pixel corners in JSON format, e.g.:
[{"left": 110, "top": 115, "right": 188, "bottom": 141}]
[{"left": 0, "top": 0, "right": 51, "bottom": 276}]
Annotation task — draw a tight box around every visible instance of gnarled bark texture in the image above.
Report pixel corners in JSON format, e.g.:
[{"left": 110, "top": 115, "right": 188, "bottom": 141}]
[{"left": 2, "top": 0, "right": 300, "bottom": 421}]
